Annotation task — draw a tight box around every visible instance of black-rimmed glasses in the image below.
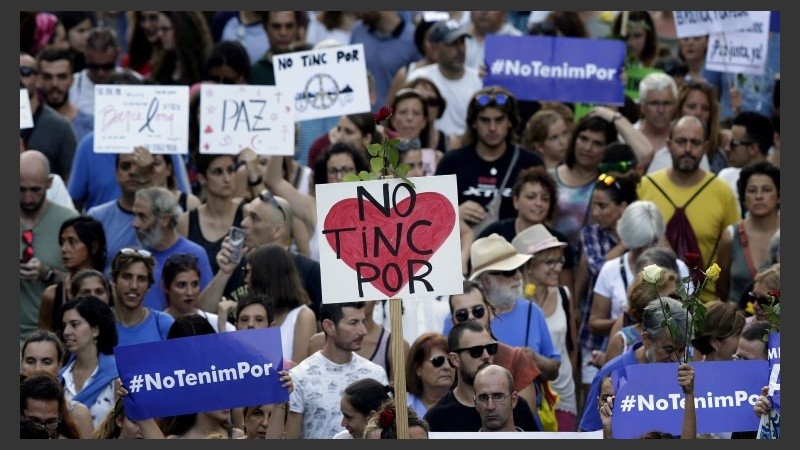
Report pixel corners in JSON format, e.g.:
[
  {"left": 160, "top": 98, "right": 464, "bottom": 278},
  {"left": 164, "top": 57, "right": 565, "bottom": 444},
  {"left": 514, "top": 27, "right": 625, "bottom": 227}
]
[{"left": 26, "top": 416, "right": 60, "bottom": 430}]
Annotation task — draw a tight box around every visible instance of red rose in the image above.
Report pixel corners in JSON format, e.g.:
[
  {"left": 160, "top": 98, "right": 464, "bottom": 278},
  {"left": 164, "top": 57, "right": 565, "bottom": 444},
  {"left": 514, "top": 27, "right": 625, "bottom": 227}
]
[
  {"left": 374, "top": 106, "right": 393, "bottom": 123},
  {"left": 768, "top": 290, "right": 780, "bottom": 299},
  {"left": 378, "top": 409, "right": 394, "bottom": 428},
  {"left": 684, "top": 253, "right": 702, "bottom": 269}
]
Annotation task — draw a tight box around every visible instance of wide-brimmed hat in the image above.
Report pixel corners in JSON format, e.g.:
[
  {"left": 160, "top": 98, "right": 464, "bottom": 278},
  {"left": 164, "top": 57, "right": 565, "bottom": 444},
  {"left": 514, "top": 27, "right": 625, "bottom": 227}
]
[
  {"left": 511, "top": 224, "right": 567, "bottom": 256},
  {"left": 469, "top": 233, "right": 532, "bottom": 281}
]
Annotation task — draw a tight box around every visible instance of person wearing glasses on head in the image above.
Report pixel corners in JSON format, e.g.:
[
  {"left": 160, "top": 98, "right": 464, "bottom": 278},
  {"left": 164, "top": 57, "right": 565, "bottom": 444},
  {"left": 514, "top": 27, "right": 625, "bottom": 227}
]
[
  {"left": 445, "top": 234, "right": 561, "bottom": 381},
  {"left": 423, "top": 321, "right": 539, "bottom": 432},
  {"left": 110, "top": 247, "right": 175, "bottom": 346},
  {"left": 21, "top": 370, "right": 81, "bottom": 439},
  {"left": 404, "top": 332, "right": 455, "bottom": 418},
  {"left": 473, "top": 364, "right": 523, "bottom": 432},
  {"left": 445, "top": 280, "right": 541, "bottom": 422}
]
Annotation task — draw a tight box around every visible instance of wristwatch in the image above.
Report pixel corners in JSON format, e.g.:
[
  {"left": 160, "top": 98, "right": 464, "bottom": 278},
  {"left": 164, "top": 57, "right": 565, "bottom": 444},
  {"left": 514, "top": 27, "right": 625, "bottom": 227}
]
[
  {"left": 248, "top": 174, "right": 263, "bottom": 186},
  {"left": 44, "top": 268, "right": 56, "bottom": 283}
]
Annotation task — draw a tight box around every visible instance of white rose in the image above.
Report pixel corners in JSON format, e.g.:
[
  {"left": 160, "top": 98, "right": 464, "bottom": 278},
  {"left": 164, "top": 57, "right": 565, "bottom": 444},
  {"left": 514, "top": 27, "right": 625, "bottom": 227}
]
[{"left": 642, "top": 264, "right": 664, "bottom": 285}]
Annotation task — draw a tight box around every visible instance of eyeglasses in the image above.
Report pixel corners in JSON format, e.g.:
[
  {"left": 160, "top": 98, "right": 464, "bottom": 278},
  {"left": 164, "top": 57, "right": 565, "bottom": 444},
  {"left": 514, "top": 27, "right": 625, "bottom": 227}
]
[
  {"left": 488, "top": 268, "right": 518, "bottom": 278},
  {"left": 258, "top": 190, "right": 286, "bottom": 221},
  {"left": 119, "top": 247, "right": 153, "bottom": 258},
  {"left": 643, "top": 100, "right": 674, "bottom": 110},
  {"left": 166, "top": 253, "right": 198, "bottom": 265},
  {"left": 21, "top": 229, "right": 34, "bottom": 262},
  {"left": 20, "top": 66, "right": 38, "bottom": 77},
  {"left": 540, "top": 256, "right": 566, "bottom": 269},
  {"left": 454, "top": 342, "right": 499, "bottom": 358},
  {"left": 597, "top": 173, "right": 621, "bottom": 190},
  {"left": 671, "top": 137, "right": 705, "bottom": 148},
  {"left": 474, "top": 393, "right": 512, "bottom": 404},
  {"left": 327, "top": 166, "right": 355, "bottom": 177},
  {"left": 475, "top": 93, "right": 509, "bottom": 107},
  {"left": 26, "top": 416, "right": 60, "bottom": 430},
  {"left": 429, "top": 355, "right": 447, "bottom": 368},
  {"left": 598, "top": 160, "right": 635, "bottom": 174},
  {"left": 86, "top": 62, "right": 116, "bottom": 72},
  {"left": 454, "top": 305, "right": 486, "bottom": 323},
  {"left": 729, "top": 139, "right": 753, "bottom": 148}
]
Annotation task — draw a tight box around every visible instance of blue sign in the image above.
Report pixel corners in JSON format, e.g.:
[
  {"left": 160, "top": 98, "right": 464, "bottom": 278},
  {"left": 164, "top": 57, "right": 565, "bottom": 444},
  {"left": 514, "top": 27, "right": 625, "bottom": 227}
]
[
  {"left": 612, "top": 360, "right": 767, "bottom": 438},
  {"left": 115, "top": 328, "right": 288, "bottom": 420},
  {"left": 483, "top": 35, "right": 626, "bottom": 105},
  {"left": 768, "top": 332, "right": 780, "bottom": 412}
]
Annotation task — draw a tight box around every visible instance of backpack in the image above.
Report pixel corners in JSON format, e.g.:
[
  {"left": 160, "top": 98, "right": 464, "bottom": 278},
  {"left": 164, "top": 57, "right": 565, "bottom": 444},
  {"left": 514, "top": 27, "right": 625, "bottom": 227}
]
[{"left": 646, "top": 174, "right": 717, "bottom": 284}]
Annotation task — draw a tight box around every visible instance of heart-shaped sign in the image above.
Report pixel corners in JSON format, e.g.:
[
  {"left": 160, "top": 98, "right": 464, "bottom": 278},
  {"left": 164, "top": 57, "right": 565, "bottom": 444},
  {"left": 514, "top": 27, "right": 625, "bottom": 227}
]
[{"left": 323, "top": 192, "right": 455, "bottom": 297}]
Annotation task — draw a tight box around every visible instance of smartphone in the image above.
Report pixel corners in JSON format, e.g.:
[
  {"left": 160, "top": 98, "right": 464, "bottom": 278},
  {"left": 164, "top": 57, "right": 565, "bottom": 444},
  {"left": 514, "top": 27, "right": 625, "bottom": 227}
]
[{"left": 228, "top": 226, "right": 246, "bottom": 264}]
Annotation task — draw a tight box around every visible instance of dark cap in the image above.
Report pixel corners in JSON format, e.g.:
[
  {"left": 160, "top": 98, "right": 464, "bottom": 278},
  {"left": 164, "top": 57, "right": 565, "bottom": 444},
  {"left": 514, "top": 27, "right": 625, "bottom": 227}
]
[{"left": 428, "top": 20, "right": 471, "bottom": 45}]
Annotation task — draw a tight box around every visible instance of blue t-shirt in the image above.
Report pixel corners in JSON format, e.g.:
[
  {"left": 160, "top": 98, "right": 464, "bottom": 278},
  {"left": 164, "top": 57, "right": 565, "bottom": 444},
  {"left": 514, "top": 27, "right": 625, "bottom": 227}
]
[
  {"left": 143, "top": 236, "right": 214, "bottom": 311},
  {"left": 86, "top": 200, "right": 142, "bottom": 275},
  {"left": 115, "top": 308, "right": 175, "bottom": 347},
  {"left": 579, "top": 341, "right": 642, "bottom": 431},
  {"left": 442, "top": 298, "right": 560, "bottom": 361}
]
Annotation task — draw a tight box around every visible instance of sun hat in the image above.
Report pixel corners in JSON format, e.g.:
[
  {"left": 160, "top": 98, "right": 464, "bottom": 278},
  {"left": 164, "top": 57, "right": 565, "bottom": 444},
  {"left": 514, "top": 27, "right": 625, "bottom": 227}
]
[
  {"left": 511, "top": 224, "right": 567, "bottom": 256},
  {"left": 469, "top": 233, "right": 532, "bottom": 281}
]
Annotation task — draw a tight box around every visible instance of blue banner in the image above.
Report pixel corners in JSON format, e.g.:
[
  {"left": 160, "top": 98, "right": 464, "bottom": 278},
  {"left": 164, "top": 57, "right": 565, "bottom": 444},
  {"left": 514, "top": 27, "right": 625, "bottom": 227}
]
[
  {"left": 768, "top": 332, "right": 780, "bottom": 412},
  {"left": 612, "top": 360, "right": 767, "bottom": 438},
  {"left": 115, "top": 328, "right": 288, "bottom": 420},
  {"left": 483, "top": 35, "right": 626, "bottom": 105}
]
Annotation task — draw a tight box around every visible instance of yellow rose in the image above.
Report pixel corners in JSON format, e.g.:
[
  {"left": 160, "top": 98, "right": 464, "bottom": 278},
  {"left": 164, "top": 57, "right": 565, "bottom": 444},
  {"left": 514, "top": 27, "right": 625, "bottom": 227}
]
[
  {"left": 524, "top": 283, "right": 537, "bottom": 299},
  {"left": 642, "top": 264, "right": 664, "bottom": 284},
  {"left": 745, "top": 302, "right": 756, "bottom": 316},
  {"left": 705, "top": 263, "right": 721, "bottom": 282}
]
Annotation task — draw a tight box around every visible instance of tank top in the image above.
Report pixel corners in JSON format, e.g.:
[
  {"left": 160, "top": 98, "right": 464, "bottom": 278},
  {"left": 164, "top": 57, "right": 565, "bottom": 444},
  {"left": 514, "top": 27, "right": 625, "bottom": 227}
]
[
  {"left": 368, "top": 326, "right": 392, "bottom": 376},
  {"left": 280, "top": 306, "right": 305, "bottom": 362},
  {"left": 187, "top": 200, "right": 245, "bottom": 275}
]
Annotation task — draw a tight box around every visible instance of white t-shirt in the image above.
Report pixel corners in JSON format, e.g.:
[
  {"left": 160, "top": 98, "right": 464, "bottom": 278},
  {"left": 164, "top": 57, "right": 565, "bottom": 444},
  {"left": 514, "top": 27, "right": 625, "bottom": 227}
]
[{"left": 289, "top": 351, "right": 388, "bottom": 439}]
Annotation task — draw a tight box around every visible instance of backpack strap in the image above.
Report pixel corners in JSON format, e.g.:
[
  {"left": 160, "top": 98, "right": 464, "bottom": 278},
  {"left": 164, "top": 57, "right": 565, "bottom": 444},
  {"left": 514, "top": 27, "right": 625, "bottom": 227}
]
[
  {"left": 683, "top": 174, "right": 718, "bottom": 208},
  {"left": 738, "top": 222, "right": 758, "bottom": 279},
  {"left": 645, "top": 175, "right": 676, "bottom": 207},
  {"left": 557, "top": 285, "right": 574, "bottom": 353}
]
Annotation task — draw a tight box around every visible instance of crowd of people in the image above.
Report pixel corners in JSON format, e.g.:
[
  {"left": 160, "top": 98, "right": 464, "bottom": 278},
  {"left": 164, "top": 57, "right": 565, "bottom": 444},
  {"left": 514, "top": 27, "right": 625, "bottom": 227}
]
[{"left": 20, "top": 10, "right": 779, "bottom": 439}]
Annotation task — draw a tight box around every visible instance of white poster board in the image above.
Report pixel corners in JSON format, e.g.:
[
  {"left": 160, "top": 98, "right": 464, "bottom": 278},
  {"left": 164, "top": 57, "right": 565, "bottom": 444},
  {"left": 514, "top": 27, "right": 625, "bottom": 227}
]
[
  {"left": 274, "top": 43, "right": 371, "bottom": 121},
  {"left": 93, "top": 84, "right": 189, "bottom": 154},
  {"left": 705, "top": 11, "right": 771, "bottom": 76},
  {"left": 20, "top": 89, "right": 33, "bottom": 129},
  {"left": 199, "top": 84, "right": 295, "bottom": 156},
  {"left": 315, "top": 175, "right": 463, "bottom": 304},
  {"left": 674, "top": 11, "right": 754, "bottom": 38}
]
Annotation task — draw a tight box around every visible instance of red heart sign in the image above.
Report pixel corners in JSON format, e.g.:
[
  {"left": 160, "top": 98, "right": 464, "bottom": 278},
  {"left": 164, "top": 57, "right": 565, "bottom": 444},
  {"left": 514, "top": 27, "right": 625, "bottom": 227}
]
[
  {"left": 323, "top": 191, "right": 455, "bottom": 298},
  {"left": 204, "top": 125, "right": 213, "bottom": 134}
]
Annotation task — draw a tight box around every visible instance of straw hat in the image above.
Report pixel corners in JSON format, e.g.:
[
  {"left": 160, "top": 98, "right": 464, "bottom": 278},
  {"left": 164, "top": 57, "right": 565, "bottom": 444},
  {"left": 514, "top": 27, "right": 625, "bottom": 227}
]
[
  {"left": 469, "top": 233, "right": 532, "bottom": 281},
  {"left": 511, "top": 224, "right": 567, "bottom": 256}
]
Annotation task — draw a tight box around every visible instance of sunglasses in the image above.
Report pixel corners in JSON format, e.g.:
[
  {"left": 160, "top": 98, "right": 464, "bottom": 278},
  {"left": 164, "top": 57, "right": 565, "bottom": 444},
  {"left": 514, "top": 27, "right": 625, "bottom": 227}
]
[
  {"left": 21, "top": 229, "right": 34, "bottom": 262},
  {"left": 454, "top": 342, "right": 498, "bottom": 358},
  {"left": 86, "top": 62, "right": 116, "bottom": 72},
  {"left": 429, "top": 355, "right": 447, "bottom": 368},
  {"left": 258, "top": 190, "right": 286, "bottom": 221},
  {"left": 454, "top": 305, "right": 486, "bottom": 323},
  {"left": 475, "top": 93, "right": 509, "bottom": 107},
  {"left": 488, "top": 268, "right": 518, "bottom": 278},
  {"left": 119, "top": 247, "right": 153, "bottom": 258},
  {"left": 20, "top": 66, "right": 38, "bottom": 77}
]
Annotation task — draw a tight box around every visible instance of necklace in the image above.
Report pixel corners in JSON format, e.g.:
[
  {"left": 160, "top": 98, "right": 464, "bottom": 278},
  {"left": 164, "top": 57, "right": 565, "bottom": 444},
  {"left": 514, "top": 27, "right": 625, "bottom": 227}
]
[{"left": 116, "top": 307, "right": 147, "bottom": 327}]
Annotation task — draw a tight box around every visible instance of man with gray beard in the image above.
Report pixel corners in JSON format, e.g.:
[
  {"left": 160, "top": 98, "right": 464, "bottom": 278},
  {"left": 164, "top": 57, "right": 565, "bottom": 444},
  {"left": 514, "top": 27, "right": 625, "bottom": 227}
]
[
  {"left": 466, "top": 233, "right": 561, "bottom": 380},
  {"left": 132, "top": 186, "right": 213, "bottom": 311}
]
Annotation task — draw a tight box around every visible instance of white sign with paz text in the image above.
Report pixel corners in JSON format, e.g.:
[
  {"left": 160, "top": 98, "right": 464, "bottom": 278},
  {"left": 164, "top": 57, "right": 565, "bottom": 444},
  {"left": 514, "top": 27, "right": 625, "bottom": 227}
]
[
  {"left": 93, "top": 85, "right": 189, "bottom": 154},
  {"left": 315, "top": 175, "right": 463, "bottom": 304},
  {"left": 199, "top": 84, "right": 295, "bottom": 156},
  {"left": 274, "top": 43, "right": 371, "bottom": 121}
]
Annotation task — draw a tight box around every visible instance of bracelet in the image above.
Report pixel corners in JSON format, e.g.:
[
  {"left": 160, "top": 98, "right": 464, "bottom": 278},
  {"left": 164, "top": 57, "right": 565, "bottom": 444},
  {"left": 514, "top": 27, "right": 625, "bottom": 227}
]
[{"left": 248, "top": 174, "right": 263, "bottom": 186}]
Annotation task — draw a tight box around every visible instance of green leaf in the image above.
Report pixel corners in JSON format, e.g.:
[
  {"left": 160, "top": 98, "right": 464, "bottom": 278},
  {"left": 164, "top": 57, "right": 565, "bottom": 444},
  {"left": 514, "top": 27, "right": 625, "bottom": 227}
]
[
  {"left": 357, "top": 170, "right": 372, "bottom": 181},
  {"left": 395, "top": 163, "right": 410, "bottom": 178},
  {"left": 371, "top": 157, "right": 384, "bottom": 172},
  {"left": 676, "top": 283, "right": 689, "bottom": 301},
  {"left": 367, "top": 143, "right": 382, "bottom": 157},
  {"left": 365, "top": 171, "right": 379, "bottom": 181},
  {"left": 386, "top": 146, "right": 399, "bottom": 167},
  {"left": 342, "top": 174, "right": 361, "bottom": 183},
  {"left": 387, "top": 138, "right": 401, "bottom": 146},
  {"left": 400, "top": 176, "right": 415, "bottom": 189}
]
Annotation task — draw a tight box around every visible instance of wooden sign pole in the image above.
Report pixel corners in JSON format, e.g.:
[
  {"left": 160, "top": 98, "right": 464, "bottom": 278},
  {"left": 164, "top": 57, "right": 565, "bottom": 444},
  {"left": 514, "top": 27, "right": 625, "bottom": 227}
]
[{"left": 390, "top": 298, "right": 408, "bottom": 438}]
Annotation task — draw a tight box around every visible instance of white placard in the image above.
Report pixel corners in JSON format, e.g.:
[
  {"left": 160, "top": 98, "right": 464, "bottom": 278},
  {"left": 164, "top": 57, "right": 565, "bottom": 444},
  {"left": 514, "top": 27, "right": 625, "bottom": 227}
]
[
  {"left": 20, "top": 89, "right": 33, "bottom": 129},
  {"left": 93, "top": 84, "right": 189, "bottom": 154},
  {"left": 199, "top": 84, "right": 295, "bottom": 156},
  {"left": 674, "top": 11, "right": 754, "bottom": 38},
  {"left": 315, "top": 175, "right": 463, "bottom": 304},
  {"left": 705, "top": 11, "right": 771, "bottom": 76},
  {"left": 274, "top": 43, "right": 371, "bottom": 121},
  {"left": 430, "top": 431, "right": 603, "bottom": 439}
]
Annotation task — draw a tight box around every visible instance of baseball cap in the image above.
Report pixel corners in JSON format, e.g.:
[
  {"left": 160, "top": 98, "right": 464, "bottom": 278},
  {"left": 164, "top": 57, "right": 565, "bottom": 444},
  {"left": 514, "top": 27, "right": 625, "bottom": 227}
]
[{"left": 428, "top": 20, "right": 471, "bottom": 45}]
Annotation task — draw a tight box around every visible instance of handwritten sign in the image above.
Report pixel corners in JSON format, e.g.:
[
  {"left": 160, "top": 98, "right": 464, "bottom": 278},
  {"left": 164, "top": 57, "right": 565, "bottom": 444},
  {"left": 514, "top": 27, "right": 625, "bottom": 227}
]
[
  {"left": 20, "top": 89, "right": 33, "bottom": 129},
  {"left": 94, "top": 84, "right": 189, "bottom": 154},
  {"left": 115, "top": 328, "right": 288, "bottom": 420},
  {"left": 315, "top": 175, "right": 463, "bottom": 303},
  {"left": 274, "top": 43, "right": 371, "bottom": 121},
  {"left": 199, "top": 84, "right": 295, "bottom": 156},
  {"left": 705, "top": 11, "right": 771, "bottom": 76},
  {"left": 674, "top": 11, "right": 753, "bottom": 38}
]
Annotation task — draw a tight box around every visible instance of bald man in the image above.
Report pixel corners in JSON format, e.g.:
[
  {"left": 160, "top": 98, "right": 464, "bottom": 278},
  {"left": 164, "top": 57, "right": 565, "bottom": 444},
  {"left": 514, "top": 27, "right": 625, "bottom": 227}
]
[
  {"left": 473, "top": 364, "right": 522, "bottom": 432},
  {"left": 20, "top": 150, "right": 79, "bottom": 346}
]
